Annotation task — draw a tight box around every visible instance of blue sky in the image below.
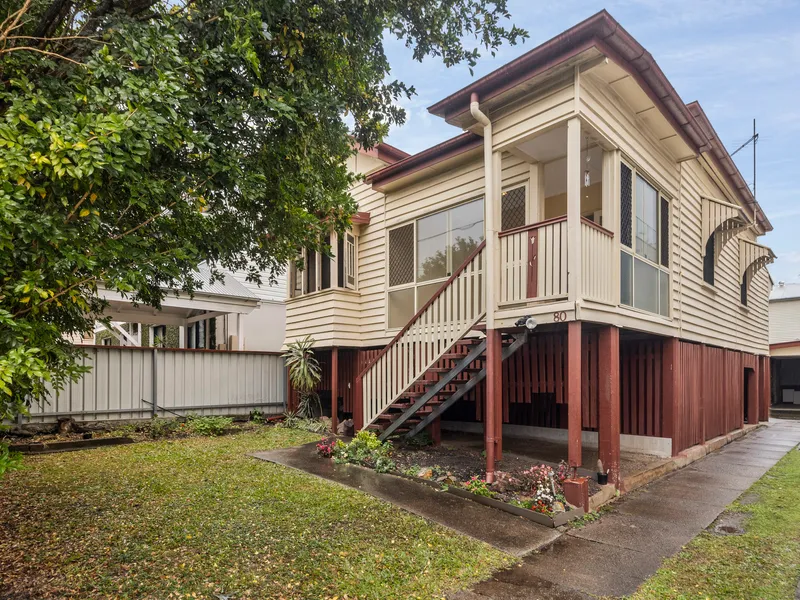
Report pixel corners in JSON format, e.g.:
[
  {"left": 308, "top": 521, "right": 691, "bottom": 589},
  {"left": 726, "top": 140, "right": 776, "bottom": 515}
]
[{"left": 380, "top": 1, "right": 800, "bottom": 283}]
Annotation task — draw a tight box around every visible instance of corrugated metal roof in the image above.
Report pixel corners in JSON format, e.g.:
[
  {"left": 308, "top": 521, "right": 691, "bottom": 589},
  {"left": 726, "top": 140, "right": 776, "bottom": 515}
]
[
  {"left": 770, "top": 283, "right": 800, "bottom": 301},
  {"left": 182, "top": 263, "right": 260, "bottom": 301}
]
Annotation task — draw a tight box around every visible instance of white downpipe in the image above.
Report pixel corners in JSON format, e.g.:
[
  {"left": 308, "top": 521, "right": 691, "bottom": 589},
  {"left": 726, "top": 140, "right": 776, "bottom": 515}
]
[{"left": 470, "top": 93, "right": 496, "bottom": 329}]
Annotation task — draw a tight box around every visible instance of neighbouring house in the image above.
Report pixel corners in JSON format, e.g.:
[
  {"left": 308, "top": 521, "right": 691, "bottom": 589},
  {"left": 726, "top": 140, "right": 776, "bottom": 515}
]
[
  {"left": 284, "top": 10, "right": 775, "bottom": 490},
  {"left": 92, "top": 263, "right": 287, "bottom": 352},
  {"left": 769, "top": 282, "right": 800, "bottom": 414}
]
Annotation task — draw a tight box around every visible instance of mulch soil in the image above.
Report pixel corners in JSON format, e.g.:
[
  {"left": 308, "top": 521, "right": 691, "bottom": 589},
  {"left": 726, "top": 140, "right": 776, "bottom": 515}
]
[{"left": 392, "top": 441, "right": 600, "bottom": 495}]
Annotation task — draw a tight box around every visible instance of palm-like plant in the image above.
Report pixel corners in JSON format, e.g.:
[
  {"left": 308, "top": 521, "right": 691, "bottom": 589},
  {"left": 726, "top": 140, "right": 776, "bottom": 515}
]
[{"left": 283, "top": 335, "right": 322, "bottom": 418}]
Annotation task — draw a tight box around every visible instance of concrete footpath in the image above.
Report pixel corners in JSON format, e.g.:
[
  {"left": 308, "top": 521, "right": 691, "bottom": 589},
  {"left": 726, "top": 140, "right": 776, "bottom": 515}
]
[
  {"left": 451, "top": 420, "right": 800, "bottom": 600},
  {"left": 252, "top": 443, "right": 561, "bottom": 556}
]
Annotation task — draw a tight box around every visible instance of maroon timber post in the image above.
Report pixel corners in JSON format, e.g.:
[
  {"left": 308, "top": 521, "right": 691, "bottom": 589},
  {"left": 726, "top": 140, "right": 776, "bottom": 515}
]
[
  {"left": 567, "top": 321, "right": 582, "bottom": 469},
  {"left": 598, "top": 326, "right": 620, "bottom": 488},
  {"left": 760, "top": 355, "right": 771, "bottom": 422},
  {"left": 331, "top": 347, "right": 339, "bottom": 433},
  {"left": 354, "top": 351, "right": 364, "bottom": 431},
  {"left": 662, "top": 337, "right": 680, "bottom": 456},
  {"left": 484, "top": 329, "right": 501, "bottom": 482}
]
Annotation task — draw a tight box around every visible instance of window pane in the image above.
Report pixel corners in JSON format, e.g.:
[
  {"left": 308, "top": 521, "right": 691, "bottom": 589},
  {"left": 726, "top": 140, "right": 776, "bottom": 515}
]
[
  {"left": 389, "top": 224, "right": 414, "bottom": 286},
  {"left": 659, "top": 270, "right": 670, "bottom": 317},
  {"left": 321, "top": 235, "right": 331, "bottom": 290},
  {"left": 305, "top": 249, "right": 317, "bottom": 293},
  {"left": 345, "top": 233, "right": 356, "bottom": 288},
  {"left": 620, "top": 251, "right": 633, "bottom": 307},
  {"left": 417, "top": 282, "right": 442, "bottom": 310},
  {"left": 417, "top": 211, "right": 448, "bottom": 282},
  {"left": 450, "top": 198, "right": 484, "bottom": 271},
  {"left": 501, "top": 187, "right": 525, "bottom": 231},
  {"left": 635, "top": 175, "right": 658, "bottom": 262},
  {"left": 633, "top": 257, "right": 659, "bottom": 313},
  {"left": 388, "top": 288, "right": 415, "bottom": 329},
  {"left": 337, "top": 236, "right": 345, "bottom": 287}
]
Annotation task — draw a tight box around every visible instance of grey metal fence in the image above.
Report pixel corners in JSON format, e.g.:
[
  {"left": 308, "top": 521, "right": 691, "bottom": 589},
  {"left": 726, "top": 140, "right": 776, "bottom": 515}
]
[{"left": 20, "top": 346, "right": 286, "bottom": 423}]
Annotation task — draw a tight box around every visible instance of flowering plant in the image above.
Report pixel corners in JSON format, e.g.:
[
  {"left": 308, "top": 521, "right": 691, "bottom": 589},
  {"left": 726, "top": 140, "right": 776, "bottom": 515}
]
[
  {"left": 316, "top": 439, "right": 336, "bottom": 458},
  {"left": 464, "top": 476, "right": 494, "bottom": 497},
  {"left": 519, "top": 464, "right": 560, "bottom": 506}
]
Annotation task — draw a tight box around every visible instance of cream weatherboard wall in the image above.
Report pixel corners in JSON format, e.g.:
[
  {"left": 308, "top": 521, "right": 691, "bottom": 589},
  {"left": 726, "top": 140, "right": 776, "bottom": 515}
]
[
  {"left": 284, "top": 57, "right": 771, "bottom": 354},
  {"left": 770, "top": 299, "right": 800, "bottom": 345},
  {"left": 577, "top": 68, "right": 769, "bottom": 355}
]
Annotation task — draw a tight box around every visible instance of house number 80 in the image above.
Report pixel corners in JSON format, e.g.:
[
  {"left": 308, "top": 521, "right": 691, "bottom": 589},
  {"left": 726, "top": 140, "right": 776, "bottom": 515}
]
[{"left": 552, "top": 311, "right": 567, "bottom": 322}]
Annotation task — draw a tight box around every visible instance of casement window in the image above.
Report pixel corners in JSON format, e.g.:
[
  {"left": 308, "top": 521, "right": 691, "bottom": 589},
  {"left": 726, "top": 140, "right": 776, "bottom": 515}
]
[
  {"left": 703, "top": 236, "right": 715, "bottom": 285},
  {"left": 387, "top": 198, "right": 484, "bottom": 329},
  {"left": 619, "top": 162, "right": 670, "bottom": 317},
  {"left": 289, "top": 231, "right": 357, "bottom": 297}
]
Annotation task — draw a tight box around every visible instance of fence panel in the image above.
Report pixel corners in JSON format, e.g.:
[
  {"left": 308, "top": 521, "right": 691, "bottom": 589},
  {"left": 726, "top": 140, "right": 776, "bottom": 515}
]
[{"left": 21, "top": 346, "right": 286, "bottom": 423}]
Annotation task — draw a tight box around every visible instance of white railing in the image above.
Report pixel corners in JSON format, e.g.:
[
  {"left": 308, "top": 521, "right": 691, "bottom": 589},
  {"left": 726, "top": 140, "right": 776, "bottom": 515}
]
[
  {"left": 498, "top": 216, "right": 568, "bottom": 303},
  {"left": 357, "top": 243, "right": 486, "bottom": 427},
  {"left": 581, "top": 218, "right": 615, "bottom": 305}
]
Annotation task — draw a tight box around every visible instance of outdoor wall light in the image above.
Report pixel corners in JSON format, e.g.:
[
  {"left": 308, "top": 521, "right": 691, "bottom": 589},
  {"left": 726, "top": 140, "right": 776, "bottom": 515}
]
[{"left": 515, "top": 315, "right": 538, "bottom": 331}]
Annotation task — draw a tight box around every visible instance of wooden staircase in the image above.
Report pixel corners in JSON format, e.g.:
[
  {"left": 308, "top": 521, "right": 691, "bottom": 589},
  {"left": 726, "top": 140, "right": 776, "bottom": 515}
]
[
  {"left": 369, "top": 332, "right": 528, "bottom": 440},
  {"left": 356, "top": 240, "right": 529, "bottom": 439}
]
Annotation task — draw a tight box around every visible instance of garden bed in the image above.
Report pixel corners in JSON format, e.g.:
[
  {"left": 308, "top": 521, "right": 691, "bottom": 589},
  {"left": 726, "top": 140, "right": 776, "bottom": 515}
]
[{"left": 318, "top": 433, "right": 586, "bottom": 528}]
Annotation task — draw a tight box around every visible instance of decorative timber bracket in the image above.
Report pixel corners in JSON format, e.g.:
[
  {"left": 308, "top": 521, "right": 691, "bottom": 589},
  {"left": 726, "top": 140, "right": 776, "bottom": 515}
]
[{"left": 701, "top": 196, "right": 749, "bottom": 265}]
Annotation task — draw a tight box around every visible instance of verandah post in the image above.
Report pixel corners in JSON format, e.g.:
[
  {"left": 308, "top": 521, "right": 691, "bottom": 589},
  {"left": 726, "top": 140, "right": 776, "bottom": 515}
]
[
  {"left": 598, "top": 326, "right": 620, "bottom": 487},
  {"left": 567, "top": 321, "right": 582, "bottom": 470},
  {"left": 484, "top": 328, "right": 501, "bottom": 482},
  {"left": 331, "top": 346, "right": 339, "bottom": 433}
]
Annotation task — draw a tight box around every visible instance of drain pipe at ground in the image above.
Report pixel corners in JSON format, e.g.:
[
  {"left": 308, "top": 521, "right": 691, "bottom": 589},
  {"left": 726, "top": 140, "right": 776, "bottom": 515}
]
[{"left": 470, "top": 93, "right": 498, "bottom": 483}]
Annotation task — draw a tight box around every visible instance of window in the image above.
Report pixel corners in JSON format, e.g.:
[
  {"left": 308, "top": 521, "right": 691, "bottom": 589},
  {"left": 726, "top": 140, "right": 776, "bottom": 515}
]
[
  {"left": 740, "top": 273, "right": 748, "bottom": 306},
  {"left": 620, "top": 163, "right": 670, "bottom": 317},
  {"left": 289, "top": 231, "right": 357, "bottom": 297},
  {"left": 388, "top": 198, "right": 484, "bottom": 328},
  {"left": 703, "top": 235, "right": 715, "bottom": 285}
]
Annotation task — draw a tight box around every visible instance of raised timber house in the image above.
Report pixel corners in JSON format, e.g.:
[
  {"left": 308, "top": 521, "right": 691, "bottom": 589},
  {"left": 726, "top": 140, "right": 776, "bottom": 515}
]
[{"left": 284, "top": 10, "right": 775, "bottom": 488}]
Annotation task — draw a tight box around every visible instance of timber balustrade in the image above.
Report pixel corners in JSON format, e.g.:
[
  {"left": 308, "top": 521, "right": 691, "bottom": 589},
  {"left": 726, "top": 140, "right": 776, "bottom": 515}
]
[
  {"left": 356, "top": 216, "right": 617, "bottom": 429},
  {"left": 498, "top": 216, "right": 615, "bottom": 305},
  {"left": 499, "top": 216, "right": 568, "bottom": 303},
  {"left": 580, "top": 218, "right": 615, "bottom": 304},
  {"left": 356, "top": 242, "right": 486, "bottom": 428}
]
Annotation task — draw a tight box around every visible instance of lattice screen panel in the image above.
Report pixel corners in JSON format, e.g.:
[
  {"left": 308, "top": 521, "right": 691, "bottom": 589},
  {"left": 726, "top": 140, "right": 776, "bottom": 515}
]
[
  {"left": 501, "top": 186, "right": 526, "bottom": 231},
  {"left": 660, "top": 197, "right": 670, "bottom": 268},
  {"left": 388, "top": 224, "right": 414, "bottom": 286},
  {"left": 620, "top": 163, "right": 632, "bottom": 248}
]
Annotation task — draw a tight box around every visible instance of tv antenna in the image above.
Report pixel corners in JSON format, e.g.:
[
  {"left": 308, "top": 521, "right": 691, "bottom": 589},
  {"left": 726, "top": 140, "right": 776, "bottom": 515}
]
[{"left": 730, "top": 119, "right": 758, "bottom": 202}]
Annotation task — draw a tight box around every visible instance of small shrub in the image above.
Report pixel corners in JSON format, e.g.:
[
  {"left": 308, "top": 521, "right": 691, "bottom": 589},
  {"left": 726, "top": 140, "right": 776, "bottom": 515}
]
[
  {"left": 464, "top": 476, "right": 494, "bottom": 497},
  {"left": 0, "top": 442, "right": 22, "bottom": 478},
  {"left": 149, "top": 416, "right": 179, "bottom": 439},
  {"left": 250, "top": 409, "right": 266, "bottom": 424},
  {"left": 280, "top": 411, "right": 330, "bottom": 434},
  {"left": 402, "top": 464, "right": 422, "bottom": 477},
  {"left": 316, "top": 439, "right": 336, "bottom": 458},
  {"left": 186, "top": 414, "right": 233, "bottom": 436},
  {"left": 374, "top": 455, "right": 396, "bottom": 473},
  {"left": 332, "top": 430, "right": 394, "bottom": 471}
]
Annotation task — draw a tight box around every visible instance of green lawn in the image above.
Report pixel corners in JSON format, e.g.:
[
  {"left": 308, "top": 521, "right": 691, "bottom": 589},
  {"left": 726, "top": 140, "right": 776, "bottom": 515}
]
[
  {"left": 631, "top": 448, "right": 800, "bottom": 600},
  {"left": 0, "top": 427, "right": 512, "bottom": 599}
]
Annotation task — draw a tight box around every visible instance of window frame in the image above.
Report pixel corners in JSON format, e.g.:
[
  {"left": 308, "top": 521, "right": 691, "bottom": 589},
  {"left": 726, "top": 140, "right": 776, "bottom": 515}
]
[
  {"left": 619, "top": 159, "right": 672, "bottom": 318},
  {"left": 288, "top": 229, "right": 358, "bottom": 298},
  {"left": 385, "top": 195, "right": 486, "bottom": 331}
]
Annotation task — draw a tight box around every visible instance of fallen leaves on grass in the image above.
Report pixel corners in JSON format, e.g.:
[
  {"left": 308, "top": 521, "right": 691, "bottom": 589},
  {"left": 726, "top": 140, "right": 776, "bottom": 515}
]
[{"left": 0, "top": 427, "right": 511, "bottom": 599}]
